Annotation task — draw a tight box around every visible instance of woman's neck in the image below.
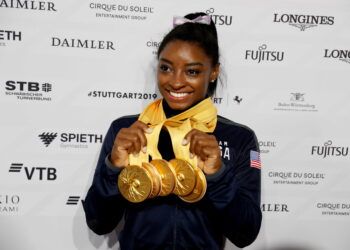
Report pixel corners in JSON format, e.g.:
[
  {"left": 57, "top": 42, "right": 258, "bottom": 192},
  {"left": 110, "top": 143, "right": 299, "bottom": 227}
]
[{"left": 162, "top": 98, "right": 207, "bottom": 118}]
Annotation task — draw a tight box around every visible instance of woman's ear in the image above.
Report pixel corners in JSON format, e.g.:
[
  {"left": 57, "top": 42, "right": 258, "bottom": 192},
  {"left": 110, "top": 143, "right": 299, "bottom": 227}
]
[{"left": 210, "top": 63, "right": 220, "bottom": 83}]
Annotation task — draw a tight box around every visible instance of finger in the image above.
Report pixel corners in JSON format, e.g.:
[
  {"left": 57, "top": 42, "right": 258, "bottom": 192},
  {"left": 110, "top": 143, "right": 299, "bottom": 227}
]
[
  {"left": 183, "top": 129, "right": 200, "bottom": 146},
  {"left": 133, "top": 121, "right": 153, "bottom": 134}
]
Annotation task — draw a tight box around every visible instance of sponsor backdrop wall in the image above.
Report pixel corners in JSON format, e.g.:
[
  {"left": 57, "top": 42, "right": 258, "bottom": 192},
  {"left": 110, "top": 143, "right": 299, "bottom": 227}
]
[{"left": 1, "top": 0, "right": 349, "bottom": 249}]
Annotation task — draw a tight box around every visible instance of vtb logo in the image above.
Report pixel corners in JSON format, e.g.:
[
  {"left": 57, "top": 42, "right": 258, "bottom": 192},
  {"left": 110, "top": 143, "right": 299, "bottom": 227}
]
[
  {"left": 9, "top": 163, "right": 57, "bottom": 181},
  {"left": 38, "top": 132, "right": 57, "bottom": 147}
]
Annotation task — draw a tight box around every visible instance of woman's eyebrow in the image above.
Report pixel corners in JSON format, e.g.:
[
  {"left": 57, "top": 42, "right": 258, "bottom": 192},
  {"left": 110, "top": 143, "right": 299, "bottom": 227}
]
[{"left": 159, "top": 58, "right": 204, "bottom": 67}]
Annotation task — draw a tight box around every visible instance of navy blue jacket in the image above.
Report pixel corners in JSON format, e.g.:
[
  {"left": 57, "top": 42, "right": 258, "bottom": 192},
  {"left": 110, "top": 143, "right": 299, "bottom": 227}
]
[{"left": 83, "top": 114, "right": 261, "bottom": 250}]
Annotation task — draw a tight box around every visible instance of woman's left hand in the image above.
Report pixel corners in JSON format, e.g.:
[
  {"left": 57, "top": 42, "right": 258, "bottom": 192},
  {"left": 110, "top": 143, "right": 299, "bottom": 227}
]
[{"left": 183, "top": 129, "right": 222, "bottom": 175}]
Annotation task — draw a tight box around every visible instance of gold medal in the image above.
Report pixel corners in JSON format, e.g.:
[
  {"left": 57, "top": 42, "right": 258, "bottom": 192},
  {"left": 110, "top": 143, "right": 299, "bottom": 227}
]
[
  {"left": 118, "top": 165, "right": 152, "bottom": 203},
  {"left": 169, "top": 159, "right": 196, "bottom": 196},
  {"left": 151, "top": 159, "right": 176, "bottom": 196},
  {"left": 179, "top": 168, "right": 207, "bottom": 203},
  {"left": 142, "top": 162, "right": 162, "bottom": 198}
]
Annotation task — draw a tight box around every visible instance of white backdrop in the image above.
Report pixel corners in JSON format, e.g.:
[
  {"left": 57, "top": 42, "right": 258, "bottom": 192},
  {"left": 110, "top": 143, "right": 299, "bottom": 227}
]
[{"left": 1, "top": 0, "right": 350, "bottom": 249}]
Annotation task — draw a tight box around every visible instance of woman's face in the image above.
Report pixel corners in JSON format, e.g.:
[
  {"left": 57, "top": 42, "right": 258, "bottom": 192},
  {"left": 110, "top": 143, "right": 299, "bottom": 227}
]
[{"left": 157, "top": 40, "right": 219, "bottom": 110}]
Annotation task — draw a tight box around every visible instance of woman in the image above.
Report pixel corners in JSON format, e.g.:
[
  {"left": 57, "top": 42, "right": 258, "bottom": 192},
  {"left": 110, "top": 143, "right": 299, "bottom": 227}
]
[{"left": 83, "top": 12, "right": 261, "bottom": 250}]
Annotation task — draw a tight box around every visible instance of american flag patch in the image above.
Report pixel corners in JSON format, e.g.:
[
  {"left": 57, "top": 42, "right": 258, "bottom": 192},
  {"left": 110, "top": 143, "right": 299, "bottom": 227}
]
[{"left": 250, "top": 150, "right": 261, "bottom": 169}]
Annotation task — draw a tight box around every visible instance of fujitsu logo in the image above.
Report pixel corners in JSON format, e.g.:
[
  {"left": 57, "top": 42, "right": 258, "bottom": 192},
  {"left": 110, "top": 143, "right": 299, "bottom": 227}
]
[
  {"left": 38, "top": 132, "right": 57, "bottom": 147},
  {"left": 311, "top": 140, "right": 349, "bottom": 158},
  {"left": 205, "top": 8, "right": 232, "bottom": 26},
  {"left": 273, "top": 13, "right": 335, "bottom": 31},
  {"left": 245, "top": 44, "right": 284, "bottom": 63}
]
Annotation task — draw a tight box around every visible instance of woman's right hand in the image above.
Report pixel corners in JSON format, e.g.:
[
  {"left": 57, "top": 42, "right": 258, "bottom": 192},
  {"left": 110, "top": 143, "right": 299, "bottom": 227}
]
[{"left": 110, "top": 121, "right": 152, "bottom": 168}]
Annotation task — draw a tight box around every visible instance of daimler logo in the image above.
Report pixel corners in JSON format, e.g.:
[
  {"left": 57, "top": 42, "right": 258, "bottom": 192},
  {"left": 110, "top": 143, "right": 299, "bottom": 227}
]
[
  {"left": 51, "top": 37, "right": 115, "bottom": 50},
  {"left": 261, "top": 203, "right": 289, "bottom": 212},
  {"left": 311, "top": 140, "right": 349, "bottom": 158},
  {"left": 205, "top": 8, "right": 232, "bottom": 26},
  {"left": 324, "top": 49, "right": 350, "bottom": 64},
  {"left": 245, "top": 44, "right": 284, "bottom": 63},
  {"left": 273, "top": 13, "right": 334, "bottom": 31},
  {"left": 0, "top": 0, "right": 57, "bottom": 11}
]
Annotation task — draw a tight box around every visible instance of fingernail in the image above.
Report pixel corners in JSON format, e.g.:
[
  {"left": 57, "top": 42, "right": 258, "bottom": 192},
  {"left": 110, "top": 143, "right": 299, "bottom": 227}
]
[
  {"left": 190, "top": 153, "right": 194, "bottom": 159},
  {"left": 146, "top": 127, "right": 153, "bottom": 134},
  {"left": 133, "top": 153, "right": 139, "bottom": 157},
  {"left": 142, "top": 146, "right": 147, "bottom": 153},
  {"left": 182, "top": 139, "right": 188, "bottom": 146}
]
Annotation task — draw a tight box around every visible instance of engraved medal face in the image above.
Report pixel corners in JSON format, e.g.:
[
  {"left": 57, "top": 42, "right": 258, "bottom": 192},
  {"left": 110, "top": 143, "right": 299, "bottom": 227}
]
[
  {"left": 118, "top": 165, "right": 152, "bottom": 203},
  {"left": 169, "top": 159, "right": 196, "bottom": 196},
  {"left": 142, "top": 162, "right": 162, "bottom": 198},
  {"left": 180, "top": 168, "right": 207, "bottom": 203},
  {"left": 151, "top": 159, "right": 176, "bottom": 196}
]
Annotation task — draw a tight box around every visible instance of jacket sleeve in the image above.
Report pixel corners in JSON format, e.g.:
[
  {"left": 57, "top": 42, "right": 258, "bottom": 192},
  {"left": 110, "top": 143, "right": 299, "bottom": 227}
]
[
  {"left": 82, "top": 119, "right": 128, "bottom": 235},
  {"left": 205, "top": 128, "right": 262, "bottom": 248}
]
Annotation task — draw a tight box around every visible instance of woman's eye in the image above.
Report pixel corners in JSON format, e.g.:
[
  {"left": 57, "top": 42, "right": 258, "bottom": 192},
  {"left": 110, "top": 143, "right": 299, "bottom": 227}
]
[
  {"left": 187, "top": 69, "right": 200, "bottom": 76},
  {"left": 159, "top": 64, "right": 171, "bottom": 72}
]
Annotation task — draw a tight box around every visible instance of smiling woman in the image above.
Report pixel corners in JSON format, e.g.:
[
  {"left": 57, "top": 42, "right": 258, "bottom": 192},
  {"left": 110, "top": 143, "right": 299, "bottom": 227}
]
[{"left": 83, "top": 12, "right": 262, "bottom": 250}]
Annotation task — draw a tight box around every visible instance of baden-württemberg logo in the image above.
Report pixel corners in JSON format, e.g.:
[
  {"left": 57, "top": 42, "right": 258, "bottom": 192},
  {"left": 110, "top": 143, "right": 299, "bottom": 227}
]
[
  {"left": 0, "top": 29, "right": 22, "bottom": 47},
  {"left": 273, "top": 93, "right": 318, "bottom": 112},
  {"left": 324, "top": 49, "right": 350, "bottom": 64},
  {"left": 89, "top": 2, "right": 155, "bottom": 21},
  {"left": 51, "top": 37, "right": 115, "bottom": 50},
  {"left": 273, "top": 13, "right": 334, "bottom": 31},
  {"left": 311, "top": 140, "right": 349, "bottom": 158},
  {"left": 0, "top": 0, "right": 57, "bottom": 11},
  {"left": 38, "top": 131, "right": 103, "bottom": 149},
  {"left": 0, "top": 194, "right": 20, "bottom": 213},
  {"left": 245, "top": 44, "right": 284, "bottom": 63},
  {"left": 4, "top": 80, "right": 52, "bottom": 101},
  {"left": 205, "top": 8, "right": 232, "bottom": 26}
]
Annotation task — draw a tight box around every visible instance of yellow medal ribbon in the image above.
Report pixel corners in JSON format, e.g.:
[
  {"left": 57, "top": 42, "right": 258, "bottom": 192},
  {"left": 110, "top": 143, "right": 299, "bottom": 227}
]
[{"left": 129, "top": 97, "right": 217, "bottom": 167}]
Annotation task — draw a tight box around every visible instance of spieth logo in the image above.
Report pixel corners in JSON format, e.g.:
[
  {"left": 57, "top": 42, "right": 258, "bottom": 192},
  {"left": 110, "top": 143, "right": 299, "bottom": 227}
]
[
  {"left": 0, "top": 194, "right": 20, "bottom": 213},
  {"left": 311, "top": 140, "right": 349, "bottom": 158},
  {"left": 38, "top": 132, "right": 103, "bottom": 149},
  {"left": 0, "top": 0, "right": 57, "bottom": 11},
  {"left": 88, "top": 91, "right": 157, "bottom": 100},
  {"left": 51, "top": 37, "right": 116, "bottom": 50},
  {"left": 38, "top": 132, "right": 57, "bottom": 147},
  {"left": 0, "top": 29, "right": 22, "bottom": 47},
  {"left": 261, "top": 203, "right": 289, "bottom": 212},
  {"left": 9, "top": 163, "right": 57, "bottom": 181},
  {"left": 245, "top": 44, "right": 284, "bottom": 63},
  {"left": 274, "top": 93, "right": 318, "bottom": 112},
  {"left": 273, "top": 13, "right": 335, "bottom": 31},
  {"left": 4, "top": 80, "right": 52, "bottom": 101},
  {"left": 205, "top": 8, "right": 232, "bottom": 26},
  {"left": 324, "top": 49, "right": 350, "bottom": 64},
  {"left": 66, "top": 196, "right": 80, "bottom": 205},
  {"left": 89, "top": 3, "right": 154, "bottom": 21}
]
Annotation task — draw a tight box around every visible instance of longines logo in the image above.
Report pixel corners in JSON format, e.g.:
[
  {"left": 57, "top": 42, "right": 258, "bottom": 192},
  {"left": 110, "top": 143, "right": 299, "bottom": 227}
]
[
  {"left": 205, "top": 8, "right": 232, "bottom": 26},
  {"left": 261, "top": 203, "right": 289, "bottom": 212},
  {"left": 89, "top": 3, "right": 154, "bottom": 21},
  {"left": 0, "top": 29, "right": 22, "bottom": 46},
  {"left": 311, "top": 140, "right": 348, "bottom": 158},
  {"left": 273, "top": 93, "right": 318, "bottom": 112},
  {"left": 51, "top": 37, "right": 115, "bottom": 50},
  {"left": 324, "top": 49, "right": 350, "bottom": 64},
  {"left": 245, "top": 44, "right": 284, "bottom": 63},
  {"left": 268, "top": 171, "right": 325, "bottom": 186},
  {"left": 38, "top": 132, "right": 103, "bottom": 149},
  {"left": 9, "top": 163, "right": 57, "bottom": 181},
  {"left": 0, "top": 194, "right": 20, "bottom": 213},
  {"left": 66, "top": 196, "right": 80, "bottom": 205},
  {"left": 317, "top": 202, "right": 350, "bottom": 216},
  {"left": 259, "top": 141, "right": 276, "bottom": 154},
  {"left": 0, "top": 0, "right": 57, "bottom": 11},
  {"left": 273, "top": 13, "right": 335, "bottom": 31},
  {"left": 4, "top": 80, "right": 52, "bottom": 101},
  {"left": 88, "top": 91, "right": 158, "bottom": 100}
]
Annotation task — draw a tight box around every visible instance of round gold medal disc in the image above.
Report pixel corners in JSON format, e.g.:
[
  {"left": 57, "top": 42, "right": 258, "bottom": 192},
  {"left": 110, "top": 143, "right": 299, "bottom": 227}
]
[
  {"left": 150, "top": 159, "right": 176, "bottom": 196},
  {"left": 118, "top": 165, "right": 152, "bottom": 203},
  {"left": 179, "top": 168, "right": 207, "bottom": 203},
  {"left": 142, "top": 162, "right": 162, "bottom": 198},
  {"left": 169, "top": 159, "right": 196, "bottom": 196}
]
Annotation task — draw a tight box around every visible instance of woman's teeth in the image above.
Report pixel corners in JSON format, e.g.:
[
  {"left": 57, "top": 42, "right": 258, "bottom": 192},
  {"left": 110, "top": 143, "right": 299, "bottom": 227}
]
[{"left": 169, "top": 91, "right": 188, "bottom": 98}]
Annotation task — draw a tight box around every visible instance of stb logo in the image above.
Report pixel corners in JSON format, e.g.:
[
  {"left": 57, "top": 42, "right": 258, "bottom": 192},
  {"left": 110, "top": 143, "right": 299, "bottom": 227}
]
[
  {"left": 42, "top": 83, "right": 52, "bottom": 92},
  {"left": 38, "top": 132, "right": 57, "bottom": 147},
  {"left": 290, "top": 93, "right": 304, "bottom": 102}
]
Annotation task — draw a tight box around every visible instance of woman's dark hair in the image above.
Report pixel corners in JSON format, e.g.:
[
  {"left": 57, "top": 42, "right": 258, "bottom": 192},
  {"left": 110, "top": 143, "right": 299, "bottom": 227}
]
[{"left": 157, "top": 12, "right": 220, "bottom": 96}]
